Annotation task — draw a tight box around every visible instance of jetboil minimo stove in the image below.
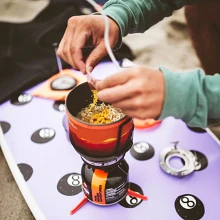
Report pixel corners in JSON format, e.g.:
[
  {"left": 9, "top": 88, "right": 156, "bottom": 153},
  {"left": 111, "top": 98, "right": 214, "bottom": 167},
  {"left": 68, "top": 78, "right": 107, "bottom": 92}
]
[{"left": 66, "top": 82, "right": 148, "bottom": 215}]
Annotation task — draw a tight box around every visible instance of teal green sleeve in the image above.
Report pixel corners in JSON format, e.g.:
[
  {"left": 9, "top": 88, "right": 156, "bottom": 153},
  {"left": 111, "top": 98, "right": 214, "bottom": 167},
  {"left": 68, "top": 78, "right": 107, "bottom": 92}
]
[
  {"left": 101, "top": 0, "right": 220, "bottom": 128},
  {"left": 101, "top": 0, "right": 198, "bottom": 45},
  {"left": 158, "top": 67, "right": 220, "bottom": 128}
]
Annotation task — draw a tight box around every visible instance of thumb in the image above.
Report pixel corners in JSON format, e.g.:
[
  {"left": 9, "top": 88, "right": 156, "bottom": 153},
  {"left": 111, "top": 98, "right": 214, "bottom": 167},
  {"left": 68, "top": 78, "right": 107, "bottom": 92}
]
[{"left": 85, "top": 41, "right": 107, "bottom": 73}]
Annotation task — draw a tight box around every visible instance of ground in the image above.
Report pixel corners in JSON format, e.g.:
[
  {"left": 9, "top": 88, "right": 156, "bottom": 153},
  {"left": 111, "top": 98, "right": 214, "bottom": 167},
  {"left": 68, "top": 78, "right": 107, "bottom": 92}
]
[{"left": 0, "top": 149, "right": 35, "bottom": 220}]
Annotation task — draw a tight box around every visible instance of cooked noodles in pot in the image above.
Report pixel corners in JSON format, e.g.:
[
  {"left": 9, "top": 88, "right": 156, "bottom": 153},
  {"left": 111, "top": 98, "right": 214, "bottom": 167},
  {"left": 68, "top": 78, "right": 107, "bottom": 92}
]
[{"left": 76, "top": 90, "right": 125, "bottom": 125}]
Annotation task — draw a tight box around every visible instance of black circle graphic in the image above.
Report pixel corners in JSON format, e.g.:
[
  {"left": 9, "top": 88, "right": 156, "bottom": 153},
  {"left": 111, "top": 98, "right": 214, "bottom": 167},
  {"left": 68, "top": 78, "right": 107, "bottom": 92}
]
[
  {"left": 181, "top": 150, "right": 208, "bottom": 172},
  {"left": 187, "top": 126, "right": 206, "bottom": 133},
  {"left": 175, "top": 194, "right": 205, "bottom": 220},
  {"left": 18, "top": 163, "right": 33, "bottom": 181},
  {"left": 119, "top": 182, "right": 144, "bottom": 208},
  {"left": 62, "top": 115, "right": 69, "bottom": 132},
  {"left": 10, "top": 93, "right": 32, "bottom": 106},
  {"left": 51, "top": 76, "right": 76, "bottom": 91},
  {"left": 0, "top": 121, "right": 11, "bottom": 134},
  {"left": 31, "top": 128, "right": 56, "bottom": 144},
  {"left": 192, "top": 151, "right": 208, "bottom": 171},
  {"left": 130, "top": 142, "right": 154, "bottom": 161},
  {"left": 53, "top": 101, "right": 66, "bottom": 112},
  {"left": 62, "top": 115, "right": 70, "bottom": 142},
  {"left": 57, "top": 173, "right": 82, "bottom": 196}
]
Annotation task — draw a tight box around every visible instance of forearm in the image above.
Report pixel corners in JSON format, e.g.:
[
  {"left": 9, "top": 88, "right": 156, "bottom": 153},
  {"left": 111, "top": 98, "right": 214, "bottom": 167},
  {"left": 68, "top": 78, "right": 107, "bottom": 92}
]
[
  {"left": 102, "top": 0, "right": 198, "bottom": 37},
  {"left": 159, "top": 67, "right": 220, "bottom": 128}
]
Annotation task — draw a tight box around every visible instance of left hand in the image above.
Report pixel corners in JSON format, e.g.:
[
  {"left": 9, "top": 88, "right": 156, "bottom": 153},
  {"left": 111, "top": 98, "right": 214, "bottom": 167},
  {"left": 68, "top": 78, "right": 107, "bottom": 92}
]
[{"left": 95, "top": 67, "right": 165, "bottom": 119}]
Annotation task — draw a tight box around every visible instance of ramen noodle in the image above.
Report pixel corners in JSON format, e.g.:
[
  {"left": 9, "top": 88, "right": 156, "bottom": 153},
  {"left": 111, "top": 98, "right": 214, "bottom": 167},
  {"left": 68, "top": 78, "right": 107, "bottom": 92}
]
[{"left": 76, "top": 90, "right": 125, "bottom": 124}]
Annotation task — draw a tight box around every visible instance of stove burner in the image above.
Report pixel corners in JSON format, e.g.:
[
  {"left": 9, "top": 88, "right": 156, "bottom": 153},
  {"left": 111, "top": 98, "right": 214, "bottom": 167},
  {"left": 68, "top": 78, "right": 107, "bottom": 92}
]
[{"left": 159, "top": 146, "right": 196, "bottom": 177}]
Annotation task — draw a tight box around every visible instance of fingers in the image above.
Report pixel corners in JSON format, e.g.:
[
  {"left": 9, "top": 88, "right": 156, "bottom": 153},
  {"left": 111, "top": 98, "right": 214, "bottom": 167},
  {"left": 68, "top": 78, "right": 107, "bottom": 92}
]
[
  {"left": 57, "top": 17, "right": 88, "bottom": 73},
  {"left": 120, "top": 109, "right": 139, "bottom": 119},
  {"left": 120, "top": 107, "right": 157, "bottom": 120},
  {"left": 85, "top": 41, "right": 108, "bottom": 73},
  {"left": 112, "top": 98, "right": 136, "bottom": 110},
  {"left": 97, "top": 66, "right": 164, "bottom": 120},
  {"left": 70, "top": 29, "right": 89, "bottom": 73},
  {"left": 97, "top": 80, "right": 135, "bottom": 103},
  {"left": 85, "top": 16, "right": 120, "bottom": 73},
  {"left": 58, "top": 31, "right": 88, "bottom": 73},
  {"left": 57, "top": 26, "right": 75, "bottom": 68},
  {"left": 96, "top": 68, "right": 134, "bottom": 91},
  {"left": 57, "top": 15, "right": 120, "bottom": 74}
]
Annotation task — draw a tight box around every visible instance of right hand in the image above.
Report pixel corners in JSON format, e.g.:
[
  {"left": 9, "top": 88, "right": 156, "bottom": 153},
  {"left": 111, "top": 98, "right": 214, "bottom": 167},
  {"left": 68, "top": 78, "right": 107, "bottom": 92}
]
[{"left": 57, "top": 15, "right": 120, "bottom": 74}]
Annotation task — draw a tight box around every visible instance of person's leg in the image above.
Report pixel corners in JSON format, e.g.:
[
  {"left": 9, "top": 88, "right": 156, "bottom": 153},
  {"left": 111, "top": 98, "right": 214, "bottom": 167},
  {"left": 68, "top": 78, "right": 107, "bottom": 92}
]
[
  {"left": 185, "top": 4, "right": 220, "bottom": 75},
  {"left": 185, "top": 4, "right": 220, "bottom": 138}
]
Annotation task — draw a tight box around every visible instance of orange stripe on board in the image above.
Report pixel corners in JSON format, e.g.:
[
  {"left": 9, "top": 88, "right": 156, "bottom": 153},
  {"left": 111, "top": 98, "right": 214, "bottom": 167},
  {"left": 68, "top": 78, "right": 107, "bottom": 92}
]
[{"left": 91, "top": 169, "right": 108, "bottom": 204}]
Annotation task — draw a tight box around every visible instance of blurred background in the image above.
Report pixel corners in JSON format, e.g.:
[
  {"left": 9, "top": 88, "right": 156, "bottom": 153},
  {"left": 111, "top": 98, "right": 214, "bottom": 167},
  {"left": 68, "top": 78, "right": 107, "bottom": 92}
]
[
  {"left": 0, "top": 1, "right": 202, "bottom": 219},
  {"left": 123, "top": 8, "right": 201, "bottom": 72}
]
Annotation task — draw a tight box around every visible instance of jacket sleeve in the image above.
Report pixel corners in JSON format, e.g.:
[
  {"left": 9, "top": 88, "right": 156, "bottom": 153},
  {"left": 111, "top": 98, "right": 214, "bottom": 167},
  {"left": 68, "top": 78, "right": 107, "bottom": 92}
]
[
  {"left": 158, "top": 67, "right": 220, "bottom": 128},
  {"left": 101, "top": 0, "right": 198, "bottom": 41}
]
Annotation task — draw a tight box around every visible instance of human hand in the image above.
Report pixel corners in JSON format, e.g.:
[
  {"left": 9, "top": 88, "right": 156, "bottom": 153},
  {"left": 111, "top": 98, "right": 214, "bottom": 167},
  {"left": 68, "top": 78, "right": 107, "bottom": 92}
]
[
  {"left": 96, "top": 67, "right": 165, "bottom": 119},
  {"left": 57, "top": 15, "right": 120, "bottom": 74}
]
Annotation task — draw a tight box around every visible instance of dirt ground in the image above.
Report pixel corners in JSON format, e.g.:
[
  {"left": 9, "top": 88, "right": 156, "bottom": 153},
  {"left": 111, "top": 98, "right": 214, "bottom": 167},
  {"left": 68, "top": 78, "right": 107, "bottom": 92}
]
[
  {"left": 0, "top": 8, "right": 202, "bottom": 220},
  {"left": 0, "top": 148, "right": 35, "bottom": 220}
]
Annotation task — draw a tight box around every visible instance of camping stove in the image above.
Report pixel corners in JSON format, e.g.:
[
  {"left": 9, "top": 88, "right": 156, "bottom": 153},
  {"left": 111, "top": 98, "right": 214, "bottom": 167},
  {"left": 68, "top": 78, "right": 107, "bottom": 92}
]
[{"left": 66, "top": 82, "right": 148, "bottom": 215}]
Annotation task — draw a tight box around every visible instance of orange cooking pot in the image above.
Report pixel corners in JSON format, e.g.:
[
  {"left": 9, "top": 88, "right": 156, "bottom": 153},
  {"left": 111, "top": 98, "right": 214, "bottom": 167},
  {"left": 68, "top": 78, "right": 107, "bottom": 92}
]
[{"left": 66, "top": 82, "right": 134, "bottom": 159}]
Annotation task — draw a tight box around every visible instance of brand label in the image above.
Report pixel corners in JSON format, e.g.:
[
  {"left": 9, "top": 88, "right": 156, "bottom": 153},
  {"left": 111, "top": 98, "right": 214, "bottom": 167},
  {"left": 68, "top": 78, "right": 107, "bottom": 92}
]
[{"left": 91, "top": 169, "right": 108, "bottom": 204}]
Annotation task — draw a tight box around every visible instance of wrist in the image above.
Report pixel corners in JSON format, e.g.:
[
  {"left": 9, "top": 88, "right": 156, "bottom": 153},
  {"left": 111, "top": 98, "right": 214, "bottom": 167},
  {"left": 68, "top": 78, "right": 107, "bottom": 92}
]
[{"left": 108, "top": 16, "right": 120, "bottom": 50}]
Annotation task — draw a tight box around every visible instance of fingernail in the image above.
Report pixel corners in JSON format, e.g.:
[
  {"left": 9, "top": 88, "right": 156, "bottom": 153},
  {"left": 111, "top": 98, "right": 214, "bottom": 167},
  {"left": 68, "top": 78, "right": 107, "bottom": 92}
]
[
  {"left": 81, "top": 68, "right": 86, "bottom": 75},
  {"left": 95, "top": 80, "right": 102, "bottom": 90},
  {"left": 86, "top": 66, "right": 93, "bottom": 74}
]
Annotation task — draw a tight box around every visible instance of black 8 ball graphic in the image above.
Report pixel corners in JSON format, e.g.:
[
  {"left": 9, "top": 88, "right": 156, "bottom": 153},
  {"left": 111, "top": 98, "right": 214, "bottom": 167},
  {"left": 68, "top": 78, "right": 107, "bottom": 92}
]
[
  {"left": 175, "top": 194, "right": 205, "bottom": 220},
  {"left": 181, "top": 150, "right": 208, "bottom": 172},
  {"left": 57, "top": 173, "right": 82, "bottom": 196},
  {"left": 11, "top": 93, "right": 32, "bottom": 105},
  {"left": 31, "top": 128, "right": 55, "bottom": 144},
  {"left": 119, "top": 182, "right": 144, "bottom": 208},
  {"left": 0, "top": 121, "right": 11, "bottom": 134},
  {"left": 18, "top": 163, "right": 33, "bottom": 181},
  {"left": 192, "top": 150, "right": 208, "bottom": 171},
  {"left": 62, "top": 115, "right": 69, "bottom": 132},
  {"left": 62, "top": 115, "right": 70, "bottom": 142},
  {"left": 51, "top": 76, "right": 76, "bottom": 91},
  {"left": 130, "top": 142, "right": 154, "bottom": 161},
  {"left": 53, "top": 101, "right": 66, "bottom": 112},
  {"left": 187, "top": 126, "right": 206, "bottom": 133}
]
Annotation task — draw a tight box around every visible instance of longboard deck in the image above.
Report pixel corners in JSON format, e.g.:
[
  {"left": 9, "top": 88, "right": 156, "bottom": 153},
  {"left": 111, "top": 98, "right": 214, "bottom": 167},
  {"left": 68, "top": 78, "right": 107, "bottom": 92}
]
[{"left": 0, "top": 62, "right": 220, "bottom": 220}]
